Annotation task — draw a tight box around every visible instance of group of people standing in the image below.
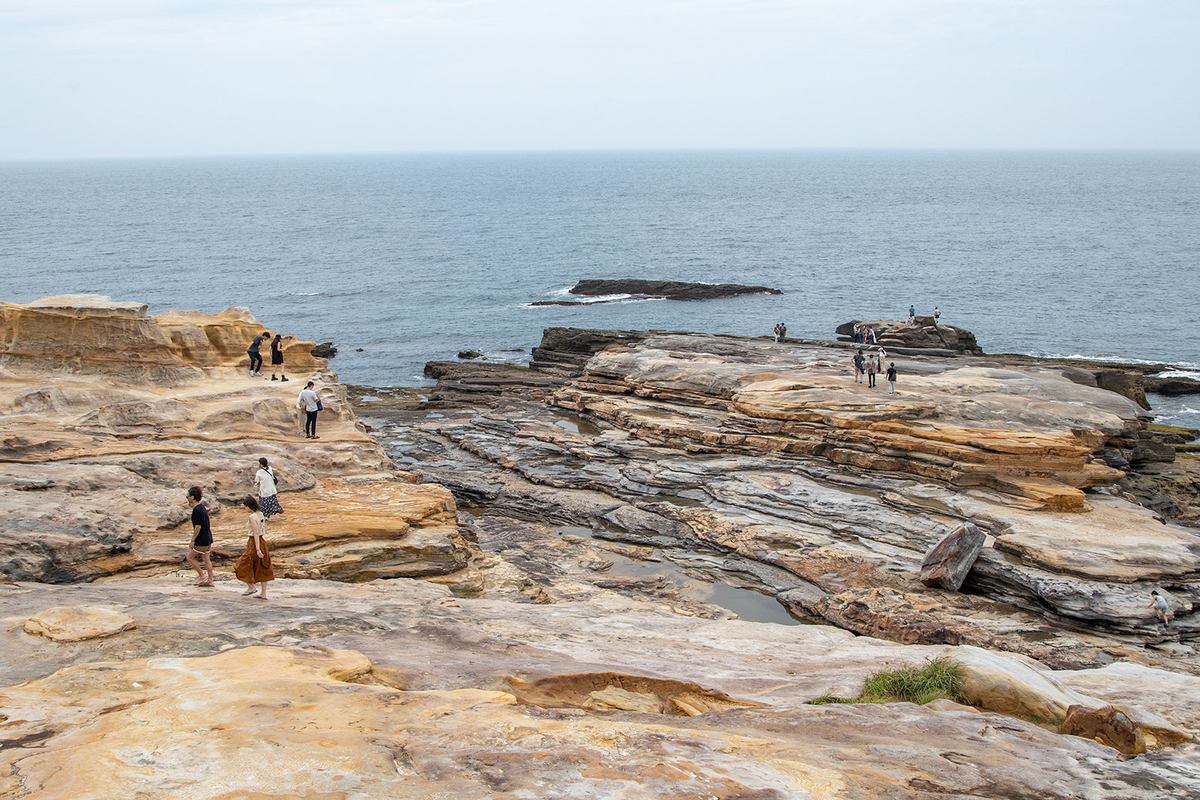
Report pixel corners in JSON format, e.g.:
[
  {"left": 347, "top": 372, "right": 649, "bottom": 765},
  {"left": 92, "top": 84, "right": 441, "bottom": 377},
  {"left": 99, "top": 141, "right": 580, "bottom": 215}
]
[
  {"left": 184, "top": 458, "right": 284, "bottom": 599},
  {"left": 853, "top": 349, "right": 898, "bottom": 394},
  {"left": 851, "top": 324, "right": 876, "bottom": 345},
  {"left": 907, "top": 305, "right": 941, "bottom": 326},
  {"left": 772, "top": 322, "right": 788, "bottom": 342}
]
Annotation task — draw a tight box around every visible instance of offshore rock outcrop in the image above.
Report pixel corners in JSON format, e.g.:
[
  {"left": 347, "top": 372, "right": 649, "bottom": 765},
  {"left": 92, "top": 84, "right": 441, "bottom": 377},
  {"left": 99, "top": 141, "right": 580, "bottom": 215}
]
[
  {"left": 837, "top": 318, "right": 984, "bottom": 356},
  {"left": 530, "top": 279, "right": 783, "bottom": 306},
  {"left": 0, "top": 295, "right": 468, "bottom": 583}
]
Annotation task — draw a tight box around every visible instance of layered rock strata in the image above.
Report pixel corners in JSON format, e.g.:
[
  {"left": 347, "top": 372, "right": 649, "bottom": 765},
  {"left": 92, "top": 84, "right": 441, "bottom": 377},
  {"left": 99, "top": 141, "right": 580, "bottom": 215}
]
[
  {"left": 358, "top": 329, "right": 1200, "bottom": 672},
  {"left": 0, "top": 296, "right": 468, "bottom": 583}
]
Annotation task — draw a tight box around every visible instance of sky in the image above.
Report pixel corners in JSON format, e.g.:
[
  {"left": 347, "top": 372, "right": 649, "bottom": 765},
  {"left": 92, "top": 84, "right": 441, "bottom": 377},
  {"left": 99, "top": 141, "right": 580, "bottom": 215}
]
[{"left": 1, "top": 0, "right": 1198, "bottom": 159}]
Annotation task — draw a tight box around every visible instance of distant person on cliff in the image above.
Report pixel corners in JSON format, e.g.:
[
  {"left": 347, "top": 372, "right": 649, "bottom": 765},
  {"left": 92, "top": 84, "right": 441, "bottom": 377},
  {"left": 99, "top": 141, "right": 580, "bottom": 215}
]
[
  {"left": 297, "top": 381, "right": 321, "bottom": 440},
  {"left": 886, "top": 362, "right": 898, "bottom": 394},
  {"left": 853, "top": 350, "right": 865, "bottom": 383},
  {"left": 255, "top": 457, "right": 283, "bottom": 519},
  {"left": 866, "top": 354, "right": 878, "bottom": 388},
  {"left": 1149, "top": 590, "right": 1171, "bottom": 627},
  {"left": 867, "top": 327, "right": 877, "bottom": 345},
  {"left": 779, "top": 322, "right": 787, "bottom": 341},
  {"left": 907, "top": 305, "right": 916, "bottom": 324},
  {"left": 185, "top": 486, "right": 214, "bottom": 587},
  {"left": 933, "top": 307, "right": 941, "bottom": 326},
  {"left": 235, "top": 496, "right": 274, "bottom": 600},
  {"left": 247, "top": 330, "right": 269, "bottom": 377},
  {"left": 773, "top": 323, "right": 781, "bottom": 343},
  {"left": 269, "top": 334, "right": 288, "bottom": 382}
]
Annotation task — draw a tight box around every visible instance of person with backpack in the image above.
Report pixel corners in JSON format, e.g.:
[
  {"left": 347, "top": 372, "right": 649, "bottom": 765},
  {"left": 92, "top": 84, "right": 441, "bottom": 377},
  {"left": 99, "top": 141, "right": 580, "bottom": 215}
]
[
  {"left": 255, "top": 457, "right": 283, "bottom": 519},
  {"left": 853, "top": 349, "right": 866, "bottom": 383},
  {"left": 886, "top": 362, "right": 898, "bottom": 394}
]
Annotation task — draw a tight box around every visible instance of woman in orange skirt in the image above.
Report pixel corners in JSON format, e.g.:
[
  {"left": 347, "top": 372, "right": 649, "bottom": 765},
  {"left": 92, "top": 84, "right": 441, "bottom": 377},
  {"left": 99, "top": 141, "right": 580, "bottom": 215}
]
[{"left": 235, "top": 495, "right": 275, "bottom": 599}]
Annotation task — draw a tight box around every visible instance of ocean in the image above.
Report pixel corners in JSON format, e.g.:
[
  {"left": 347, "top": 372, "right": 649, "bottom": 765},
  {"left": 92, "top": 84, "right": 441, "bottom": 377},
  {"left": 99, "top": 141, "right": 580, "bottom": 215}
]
[{"left": 1, "top": 150, "right": 1198, "bottom": 425}]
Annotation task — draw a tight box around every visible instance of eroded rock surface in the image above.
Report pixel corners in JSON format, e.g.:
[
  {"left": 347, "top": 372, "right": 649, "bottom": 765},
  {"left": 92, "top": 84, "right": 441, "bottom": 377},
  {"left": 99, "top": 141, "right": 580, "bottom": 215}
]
[
  {"left": 359, "top": 329, "right": 1200, "bottom": 673},
  {"left": 0, "top": 295, "right": 468, "bottom": 583},
  {"left": 2, "top": 578, "right": 1199, "bottom": 798}
]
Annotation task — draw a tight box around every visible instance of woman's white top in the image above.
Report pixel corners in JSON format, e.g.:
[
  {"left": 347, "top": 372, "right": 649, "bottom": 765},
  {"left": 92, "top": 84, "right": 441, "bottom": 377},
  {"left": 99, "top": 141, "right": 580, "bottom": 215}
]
[{"left": 254, "top": 468, "right": 278, "bottom": 497}]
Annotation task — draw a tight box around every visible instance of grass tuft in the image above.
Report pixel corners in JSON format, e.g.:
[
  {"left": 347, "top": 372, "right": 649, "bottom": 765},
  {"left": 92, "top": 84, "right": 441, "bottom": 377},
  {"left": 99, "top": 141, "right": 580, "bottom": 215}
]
[{"left": 808, "top": 656, "right": 965, "bottom": 706}]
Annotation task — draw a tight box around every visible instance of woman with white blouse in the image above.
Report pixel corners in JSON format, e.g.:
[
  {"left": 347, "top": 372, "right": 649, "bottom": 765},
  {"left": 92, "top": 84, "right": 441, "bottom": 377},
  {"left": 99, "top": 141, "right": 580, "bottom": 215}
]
[{"left": 254, "top": 457, "right": 284, "bottom": 519}]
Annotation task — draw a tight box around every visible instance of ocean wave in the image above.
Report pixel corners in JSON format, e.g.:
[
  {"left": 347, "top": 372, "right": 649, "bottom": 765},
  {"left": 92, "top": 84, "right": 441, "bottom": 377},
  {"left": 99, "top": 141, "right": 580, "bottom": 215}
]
[
  {"left": 1044, "top": 353, "right": 1200, "bottom": 370},
  {"left": 1152, "top": 369, "right": 1200, "bottom": 380},
  {"left": 287, "top": 291, "right": 324, "bottom": 297}
]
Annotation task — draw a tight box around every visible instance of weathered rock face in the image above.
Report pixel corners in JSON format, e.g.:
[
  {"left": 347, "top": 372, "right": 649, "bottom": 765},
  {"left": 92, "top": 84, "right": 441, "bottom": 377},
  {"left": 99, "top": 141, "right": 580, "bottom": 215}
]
[
  {"left": 837, "top": 318, "right": 984, "bottom": 356},
  {"left": 558, "top": 333, "right": 1138, "bottom": 512},
  {"left": 364, "top": 330, "right": 1200, "bottom": 674},
  {"left": 0, "top": 296, "right": 469, "bottom": 583},
  {"left": 3, "top": 577, "right": 1199, "bottom": 799}
]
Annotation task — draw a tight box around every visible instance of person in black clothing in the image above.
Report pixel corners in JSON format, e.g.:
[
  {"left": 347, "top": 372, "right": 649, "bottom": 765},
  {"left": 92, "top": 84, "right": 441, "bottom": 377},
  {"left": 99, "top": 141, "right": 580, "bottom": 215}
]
[
  {"left": 886, "top": 362, "right": 898, "bottom": 395},
  {"left": 186, "top": 486, "right": 215, "bottom": 587},
  {"left": 269, "top": 334, "right": 288, "bottom": 382},
  {"left": 247, "top": 330, "right": 269, "bottom": 377},
  {"left": 853, "top": 350, "right": 865, "bottom": 383}
]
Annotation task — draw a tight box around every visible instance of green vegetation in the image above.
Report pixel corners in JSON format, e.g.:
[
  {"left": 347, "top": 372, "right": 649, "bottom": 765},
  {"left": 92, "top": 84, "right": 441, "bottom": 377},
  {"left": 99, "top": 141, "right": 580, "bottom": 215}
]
[{"left": 808, "top": 656, "right": 965, "bottom": 706}]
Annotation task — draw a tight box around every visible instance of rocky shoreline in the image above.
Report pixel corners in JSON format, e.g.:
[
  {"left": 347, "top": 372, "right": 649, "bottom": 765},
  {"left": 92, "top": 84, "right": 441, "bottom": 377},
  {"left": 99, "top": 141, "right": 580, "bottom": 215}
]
[{"left": 5, "top": 297, "right": 1200, "bottom": 798}]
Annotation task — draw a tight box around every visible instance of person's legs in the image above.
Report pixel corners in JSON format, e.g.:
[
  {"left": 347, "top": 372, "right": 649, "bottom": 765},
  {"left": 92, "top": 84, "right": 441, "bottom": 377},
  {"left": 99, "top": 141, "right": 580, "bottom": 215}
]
[
  {"left": 243, "top": 582, "right": 258, "bottom": 595},
  {"left": 888, "top": 380, "right": 895, "bottom": 395},
  {"left": 306, "top": 410, "right": 318, "bottom": 438},
  {"left": 200, "top": 550, "right": 213, "bottom": 584},
  {"left": 257, "top": 581, "right": 268, "bottom": 599}
]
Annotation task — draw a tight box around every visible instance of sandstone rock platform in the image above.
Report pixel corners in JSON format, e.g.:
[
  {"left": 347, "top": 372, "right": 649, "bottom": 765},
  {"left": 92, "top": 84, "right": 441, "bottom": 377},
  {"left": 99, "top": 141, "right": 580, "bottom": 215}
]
[{"left": 0, "top": 295, "right": 469, "bottom": 584}]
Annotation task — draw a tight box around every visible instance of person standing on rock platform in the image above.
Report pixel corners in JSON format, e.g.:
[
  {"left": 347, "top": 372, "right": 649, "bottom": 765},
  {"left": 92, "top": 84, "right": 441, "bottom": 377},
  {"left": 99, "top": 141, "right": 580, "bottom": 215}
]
[
  {"left": 907, "top": 305, "right": 916, "bottom": 324},
  {"left": 773, "top": 323, "right": 781, "bottom": 343},
  {"left": 247, "top": 330, "right": 269, "bottom": 377},
  {"left": 297, "top": 381, "right": 321, "bottom": 440},
  {"left": 866, "top": 354, "right": 878, "bottom": 388},
  {"left": 185, "top": 486, "right": 214, "bottom": 587},
  {"left": 886, "top": 362, "right": 898, "bottom": 395},
  {"left": 269, "top": 334, "right": 288, "bottom": 382},
  {"left": 235, "top": 496, "right": 274, "bottom": 600},
  {"left": 933, "top": 307, "right": 941, "bottom": 326},
  {"left": 853, "top": 350, "right": 866, "bottom": 383},
  {"left": 1150, "top": 590, "right": 1171, "bottom": 627},
  {"left": 779, "top": 322, "right": 787, "bottom": 341},
  {"left": 255, "top": 457, "right": 284, "bottom": 519}
]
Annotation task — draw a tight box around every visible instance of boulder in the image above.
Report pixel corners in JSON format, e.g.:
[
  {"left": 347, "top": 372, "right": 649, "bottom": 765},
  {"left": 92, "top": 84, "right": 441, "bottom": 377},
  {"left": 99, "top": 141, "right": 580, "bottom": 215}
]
[
  {"left": 24, "top": 606, "right": 136, "bottom": 642},
  {"left": 1062, "top": 704, "right": 1147, "bottom": 755},
  {"left": 919, "top": 523, "right": 987, "bottom": 591},
  {"left": 954, "top": 645, "right": 1102, "bottom": 726},
  {"left": 310, "top": 341, "right": 338, "bottom": 358}
]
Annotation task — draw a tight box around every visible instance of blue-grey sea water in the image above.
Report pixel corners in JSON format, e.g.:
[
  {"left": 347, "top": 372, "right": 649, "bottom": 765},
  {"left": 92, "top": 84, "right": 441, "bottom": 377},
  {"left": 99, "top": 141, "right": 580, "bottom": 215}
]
[{"left": 2, "top": 151, "right": 1198, "bottom": 424}]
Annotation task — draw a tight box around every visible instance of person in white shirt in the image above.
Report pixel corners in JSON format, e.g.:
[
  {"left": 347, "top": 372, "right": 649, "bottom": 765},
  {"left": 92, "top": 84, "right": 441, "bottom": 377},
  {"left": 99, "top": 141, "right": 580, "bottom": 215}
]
[
  {"left": 254, "top": 457, "right": 283, "bottom": 518},
  {"left": 297, "top": 381, "right": 321, "bottom": 439}
]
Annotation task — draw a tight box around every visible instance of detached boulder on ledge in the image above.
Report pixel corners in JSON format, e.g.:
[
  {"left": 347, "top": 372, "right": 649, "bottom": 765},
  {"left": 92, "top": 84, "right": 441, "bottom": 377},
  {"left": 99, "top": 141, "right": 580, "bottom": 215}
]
[{"left": 920, "top": 523, "right": 987, "bottom": 591}]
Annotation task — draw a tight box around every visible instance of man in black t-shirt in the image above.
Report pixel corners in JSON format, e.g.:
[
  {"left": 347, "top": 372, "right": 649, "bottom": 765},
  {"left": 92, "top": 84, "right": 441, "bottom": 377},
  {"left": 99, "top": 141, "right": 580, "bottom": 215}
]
[{"left": 186, "top": 486, "right": 215, "bottom": 587}]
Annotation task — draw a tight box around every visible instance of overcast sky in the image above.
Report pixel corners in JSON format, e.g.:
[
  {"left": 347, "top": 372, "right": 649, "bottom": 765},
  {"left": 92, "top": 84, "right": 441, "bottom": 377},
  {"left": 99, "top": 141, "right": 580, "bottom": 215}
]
[{"left": 2, "top": 0, "right": 1197, "bottom": 159}]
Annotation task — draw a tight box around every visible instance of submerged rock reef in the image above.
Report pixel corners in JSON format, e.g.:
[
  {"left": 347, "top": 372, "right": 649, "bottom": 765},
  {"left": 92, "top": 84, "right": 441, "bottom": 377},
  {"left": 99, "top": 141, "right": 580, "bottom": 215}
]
[{"left": 5, "top": 298, "right": 1200, "bottom": 798}]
